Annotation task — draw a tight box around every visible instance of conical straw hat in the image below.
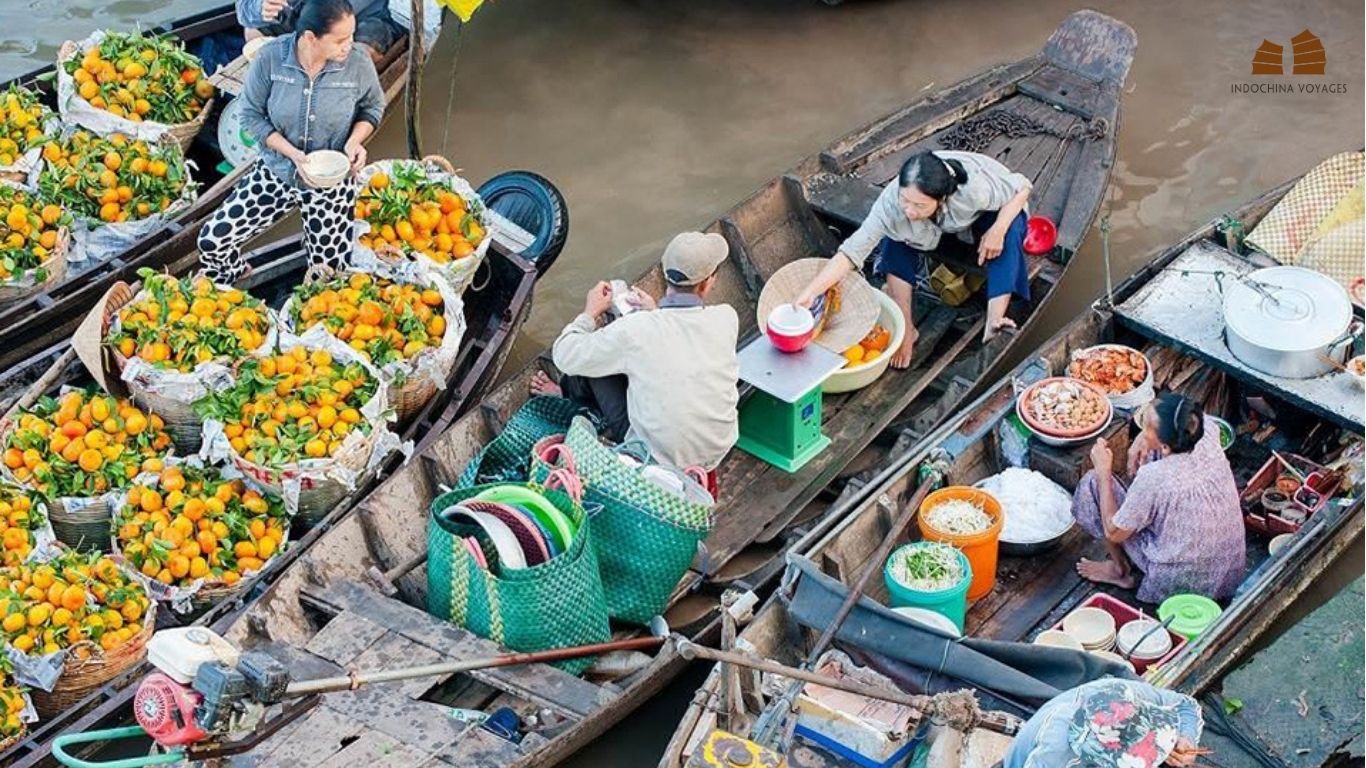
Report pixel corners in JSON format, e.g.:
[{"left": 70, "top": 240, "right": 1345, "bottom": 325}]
[{"left": 757, "top": 258, "right": 880, "bottom": 352}]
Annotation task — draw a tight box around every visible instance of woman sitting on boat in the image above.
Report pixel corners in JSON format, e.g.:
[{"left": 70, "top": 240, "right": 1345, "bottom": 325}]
[
  {"left": 198, "top": 0, "right": 384, "bottom": 284},
  {"left": 238, "top": 0, "right": 406, "bottom": 64},
  {"left": 795, "top": 150, "right": 1033, "bottom": 367},
  {"left": 1072, "top": 393, "right": 1246, "bottom": 604},
  {"left": 1004, "top": 679, "right": 1206, "bottom": 768}
]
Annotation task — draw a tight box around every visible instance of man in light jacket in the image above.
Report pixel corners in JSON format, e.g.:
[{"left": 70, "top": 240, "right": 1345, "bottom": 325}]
[{"left": 531, "top": 232, "right": 739, "bottom": 471}]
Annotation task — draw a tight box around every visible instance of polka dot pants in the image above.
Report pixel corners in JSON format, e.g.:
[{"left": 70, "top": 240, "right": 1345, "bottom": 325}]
[{"left": 197, "top": 162, "right": 357, "bottom": 284}]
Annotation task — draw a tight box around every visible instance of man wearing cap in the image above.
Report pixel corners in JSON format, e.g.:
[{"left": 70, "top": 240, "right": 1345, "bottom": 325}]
[
  {"left": 1004, "top": 679, "right": 1205, "bottom": 768},
  {"left": 532, "top": 232, "right": 739, "bottom": 471}
]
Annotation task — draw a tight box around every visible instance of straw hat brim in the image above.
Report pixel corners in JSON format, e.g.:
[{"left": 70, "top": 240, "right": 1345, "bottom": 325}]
[{"left": 757, "top": 258, "right": 880, "bottom": 352}]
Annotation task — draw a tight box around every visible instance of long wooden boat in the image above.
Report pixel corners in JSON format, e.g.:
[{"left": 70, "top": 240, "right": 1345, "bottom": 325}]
[
  {"left": 0, "top": 4, "right": 414, "bottom": 373},
  {"left": 16, "top": 12, "right": 1137, "bottom": 768},
  {"left": 0, "top": 231, "right": 541, "bottom": 767},
  {"left": 662, "top": 162, "right": 1365, "bottom": 767}
]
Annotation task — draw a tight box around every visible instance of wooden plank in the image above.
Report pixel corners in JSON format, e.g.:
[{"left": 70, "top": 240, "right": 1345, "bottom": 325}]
[
  {"left": 250, "top": 707, "right": 368, "bottom": 768},
  {"left": 1016, "top": 63, "right": 1101, "bottom": 119},
  {"left": 315, "top": 730, "right": 436, "bottom": 768},
  {"left": 347, "top": 632, "right": 451, "bottom": 700},
  {"left": 434, "top": 726, "right": 527, "bottom": 767},
  {"left": 302, "top": 581, "right": 611, "bottom": 718},
  {"left": 322, "top": 685, "right": 471, "bottom": 755},
  {"left": 305, "top": 609, "right": 388, "bottom": 667}
]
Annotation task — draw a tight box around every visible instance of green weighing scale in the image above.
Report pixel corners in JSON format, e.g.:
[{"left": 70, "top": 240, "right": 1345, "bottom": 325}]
[{"left": 735, "top": 335, "right": 846, "bottom": 472}]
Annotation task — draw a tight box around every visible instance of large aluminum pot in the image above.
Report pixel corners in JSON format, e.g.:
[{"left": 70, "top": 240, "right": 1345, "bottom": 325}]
[{"left": 1223, "top": 266, "right": 1357, "bottom": 379}]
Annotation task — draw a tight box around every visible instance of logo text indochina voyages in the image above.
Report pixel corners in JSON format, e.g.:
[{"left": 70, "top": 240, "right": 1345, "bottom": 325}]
[{"left": 1233, "top": 29, "right": 1349, "bottom": 94}]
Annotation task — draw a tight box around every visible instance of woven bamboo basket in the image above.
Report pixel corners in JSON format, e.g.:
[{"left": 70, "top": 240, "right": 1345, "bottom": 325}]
[
  {"left": 29, "top": 600, "right": 154, "bottom": 717},
  {"left": 0, "top": 229, "right": 69, "bottom": 309},
  {"left": 0, "top": 726, "right": 25, "bottom": 754},
  {"left": 45, "top": 495, "right": 114, "bottom": 552},
  {"left": 229, "top": 444, "right": 370, "bottom": 529},
  {"left": 56, "top": 41, "right": 212, "bottom": 153},
  {"left": 282, "top": 265, "right": 460, "bottom": 424}
]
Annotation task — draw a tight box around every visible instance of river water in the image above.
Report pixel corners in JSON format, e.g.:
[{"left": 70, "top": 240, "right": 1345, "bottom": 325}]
[{"left": 3, "top": 0, "right": 1362, "bottom": 764}]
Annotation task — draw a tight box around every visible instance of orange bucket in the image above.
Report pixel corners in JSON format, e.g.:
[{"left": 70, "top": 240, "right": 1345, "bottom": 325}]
[{"left": 917, "top": 486, "right": 1004, "bottom": 600}]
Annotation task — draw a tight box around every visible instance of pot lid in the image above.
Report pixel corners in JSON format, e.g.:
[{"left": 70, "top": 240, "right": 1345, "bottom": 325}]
[
  {"left": 1224, "top": 266, "right": 1352, "bottom": 351},
  {"left": 1158, "top": 594, "right": 1222, "bottom": 639}
]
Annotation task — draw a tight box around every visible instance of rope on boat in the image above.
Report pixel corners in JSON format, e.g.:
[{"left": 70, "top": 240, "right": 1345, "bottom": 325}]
[
  {"left": 440, "top": 18, "right": 466, "bottom": 159},
  {"left": 927, "top": 690, "right": 984, "bottom": 732},
  {"left": 1101, "top": 213, "right": 1114, "bottom": 308}
]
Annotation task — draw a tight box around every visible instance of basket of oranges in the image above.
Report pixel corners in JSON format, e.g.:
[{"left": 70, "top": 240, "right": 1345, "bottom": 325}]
[
  {"left": 0, "top": 655, "right": 30, "bottom": 750},
  {"left": 1, "top": 389, "right": 174, "bottom": 551},
  {"left": 56, "top": 30, "right": 214, "bottom": 151},
  {"left": 104, "top": 269, "right": 276, "bottom": 452},
  {"left": 0, "top": 484, "right": 53, "bottom": 568},
  {"left": 0, "top": 548, "right": 155, "bottom": 717},
  {"left": 354, "top": 156, "right": 492, "bottom": 294},
  {"left": 112, "top": 461, "right": 288, "bottom": 615},
  {"left": 0, "top": 185, "right": 71, "bottom": 309},
  {"left": 283, "top": 264, "right": 465, "bottom": 422},
  {"left": 0, "top": 84, "right": 58, "bottom": 187},
  {"left": 195, "top": 328, "right": 400, "bottom": 526},
  {"left": 37, "top": 129, "right": 195, "bottom": 265}
]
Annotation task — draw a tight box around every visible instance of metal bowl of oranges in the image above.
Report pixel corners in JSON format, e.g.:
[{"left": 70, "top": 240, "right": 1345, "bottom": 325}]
[{"left": 823, "top": 289, "right": 904, "bottom": 393}]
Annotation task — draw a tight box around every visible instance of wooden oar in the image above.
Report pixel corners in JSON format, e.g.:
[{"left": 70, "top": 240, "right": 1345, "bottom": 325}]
[{"left": 1, "top": 345, "right": 79, "bottom": 424}]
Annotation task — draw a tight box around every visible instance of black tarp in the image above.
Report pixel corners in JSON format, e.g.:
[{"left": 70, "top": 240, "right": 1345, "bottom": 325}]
[{"left": 783, "top": 555, "right": 1136, "bottom": 715}]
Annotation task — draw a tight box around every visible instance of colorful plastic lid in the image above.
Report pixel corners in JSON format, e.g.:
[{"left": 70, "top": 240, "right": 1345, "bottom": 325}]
[
  {"left": 473, "top": 485, "right": 575, "bottom": 551},
  {"left": 1158, "top": 594, "right": 1222, "bottom": 640}
]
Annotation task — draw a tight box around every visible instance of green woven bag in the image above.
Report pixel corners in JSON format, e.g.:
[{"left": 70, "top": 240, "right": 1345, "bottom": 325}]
[
  {"left": 426, "top": 480, "right": 610, "bottom": 674},
  {"left": 457, "top": 396, "right": 589, "bottom": 488},
  {"left": 533, "top": 418, "right": 714, "bottom": 624}
]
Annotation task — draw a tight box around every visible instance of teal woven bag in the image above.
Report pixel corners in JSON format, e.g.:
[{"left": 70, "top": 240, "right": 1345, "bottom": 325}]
[
  {"left": 457, "top": 396, "right": 589, "bottom": 488},
  {"left": 426, "top": 477, "right": 610, "bottom": 674},
  {"left": 533, "top": 418, "right": 714, "bottom": 624}
]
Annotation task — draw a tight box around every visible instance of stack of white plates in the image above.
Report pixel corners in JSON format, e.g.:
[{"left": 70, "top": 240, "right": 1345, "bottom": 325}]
[
  {"left": 1033, "top": 630, "right": 1084, "bottom": 651},
  {"left": 1062, "top": 607, "right": 1117, "bottom": 652},
  {"left": 1116, "top": 619, "right": 1173, "bottom": 662}
]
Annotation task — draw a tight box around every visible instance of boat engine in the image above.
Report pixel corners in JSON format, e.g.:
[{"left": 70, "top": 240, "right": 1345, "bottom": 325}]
[{"left": 131, "top": 627, "right": 291, "bottom": 750}]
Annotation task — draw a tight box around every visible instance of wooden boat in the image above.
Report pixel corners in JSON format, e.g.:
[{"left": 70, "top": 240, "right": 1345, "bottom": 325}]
[
  {"left": 0, "top": 4, "right": 415, "bottom": 373},
  {"left": 662, "top": 163, "right": 1365, "bottom": 767},
  {"left": 0, "top": 231, "right": 540, "bottom": 767},
  {"left": 23, "top": 12, "right": 1138, "bottom": 768}
]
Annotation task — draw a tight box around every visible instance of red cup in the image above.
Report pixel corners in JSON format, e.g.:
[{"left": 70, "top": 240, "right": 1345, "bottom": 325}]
[{"left": 766, "top": 304, "right": 815, "bottom": 353}]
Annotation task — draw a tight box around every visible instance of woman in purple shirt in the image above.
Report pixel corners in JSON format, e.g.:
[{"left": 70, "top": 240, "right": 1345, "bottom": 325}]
[{"left": 1071, "top": 394, "right": 1246, "bottom": 604}]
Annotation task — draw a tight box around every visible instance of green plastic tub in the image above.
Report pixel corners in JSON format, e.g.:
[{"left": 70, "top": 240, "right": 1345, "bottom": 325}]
[{"left": 884, "top": 543, "right": 973, "bottom": 632}]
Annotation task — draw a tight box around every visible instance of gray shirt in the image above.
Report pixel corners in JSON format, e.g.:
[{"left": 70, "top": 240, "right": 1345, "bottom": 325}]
[
  {"left": 239, "top": 34, "right": 385, "bottom": 187},
  {"left": 838, "top": 150, "right": 1031, "bottom": 268}
]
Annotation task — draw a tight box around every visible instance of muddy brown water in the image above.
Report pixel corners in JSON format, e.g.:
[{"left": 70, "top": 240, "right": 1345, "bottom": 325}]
[{"left": 4, "top": 0, "right": 1363, "bottom": 763}]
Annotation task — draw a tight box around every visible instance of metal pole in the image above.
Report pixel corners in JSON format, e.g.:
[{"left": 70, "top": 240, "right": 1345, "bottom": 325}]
[{"left": 284, "top": 636, "right": 664, "bottom": 696}]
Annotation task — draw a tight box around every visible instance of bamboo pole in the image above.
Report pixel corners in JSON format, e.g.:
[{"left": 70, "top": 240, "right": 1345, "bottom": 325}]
[{"left": 405, "top": 0, "right": 426, "bottom": 159}]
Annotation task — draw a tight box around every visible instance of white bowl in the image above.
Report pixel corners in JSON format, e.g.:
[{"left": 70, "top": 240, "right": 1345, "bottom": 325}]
[
  {"left": 1063, "top": 607, "right": 1118, "bottom": 648},
  {"left": 892, "top": 606, "right": 961, "bottom": 637},
  {"left": 1116, "top": 619, "right": 1172, "bottom": 660},
  {"left": 823, "top": 289, "right": 907, "bottom": 394},
  {"left": 1268, "top": 533, "right": 1295, "bottom": 556},
  {"left": 302, "top": 150, "right": 350, "bottom": 188},
  {"left": 1033, "top": 630, "right": 1084, "bottom": 651}
]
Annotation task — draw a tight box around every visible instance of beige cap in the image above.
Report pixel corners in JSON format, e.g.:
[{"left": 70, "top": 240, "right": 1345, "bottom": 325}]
[{"left": 662, "top": 232, "right": 729, "bottom": 286}]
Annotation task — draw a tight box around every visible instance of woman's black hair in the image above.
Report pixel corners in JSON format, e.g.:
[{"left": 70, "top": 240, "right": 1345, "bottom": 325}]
[
  {"left": 897, "top": 152, "right": 969, "bottom": 201},
  {"left": 1151, "top": 393, "right": 1204, "bottom": 454},
  {"left": 297, "top": 0, "right": 355, "bottom": 37}
]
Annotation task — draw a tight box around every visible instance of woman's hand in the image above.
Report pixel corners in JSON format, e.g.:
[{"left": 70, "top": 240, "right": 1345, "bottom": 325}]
[
  {"left": 977, "top": 224, "right": 1006, "bottom": 265},
  {"left": 344, "top": 139, "right": 367, "bottom": 174},
  {"left": 290, "top": 151, "right": 319, "bottom": 188},
  {"left": 1090, "top": 437, "right": 1114, "bottom": 476}
]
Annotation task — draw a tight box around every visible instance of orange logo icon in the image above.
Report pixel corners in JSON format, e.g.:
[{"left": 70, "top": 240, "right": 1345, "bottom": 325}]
[{"left": 1253, "top": 30, "right": 1326, "bottom": 75}]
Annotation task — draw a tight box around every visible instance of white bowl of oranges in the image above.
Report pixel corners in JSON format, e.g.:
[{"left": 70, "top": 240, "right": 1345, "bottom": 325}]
[{"left": 823, "top": 289, "right": 905, "bottom": 393}]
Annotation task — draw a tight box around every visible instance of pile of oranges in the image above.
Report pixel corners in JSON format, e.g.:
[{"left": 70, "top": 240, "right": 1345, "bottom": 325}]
[
  {"left": 0, "top": 84, "right": 53, "bottom": 168},
  {"left": 841, "top": 324, "right": 892, "bottom": 368},
  {"left": 0, "top": 185, "right": 69, "bottom": 285},
  {"left": 0, "top": 657, "right": 24, "bottom": 742},
  {"left": 0, "top": 549, "right": 151, "bottom": 657},
  {"left": 2, "top": 390, "right": 172, "bottom": 498},
  {"left": 355, "top": 164, "right": 486, "bottom": 265},
  {"left": 108, "top": 270, "right": 271, "bottom": 372},
  {"left": 38, "top": 131, "right": 188, "bottom": 225},
  {"left": 0, "top": 485, "right": 44, "bottom": 568},
  {"left": 115, "top": 464, "right": 286, "bottom": 590},
  {"left": 290, "top": 273, "right": 447, "bottom": 367},
  {"left": 64, "top": 31, "right": 214, "bottom": 125},
  {"left": 195, "top": 347, "right": 378, "bottom": 466}
]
